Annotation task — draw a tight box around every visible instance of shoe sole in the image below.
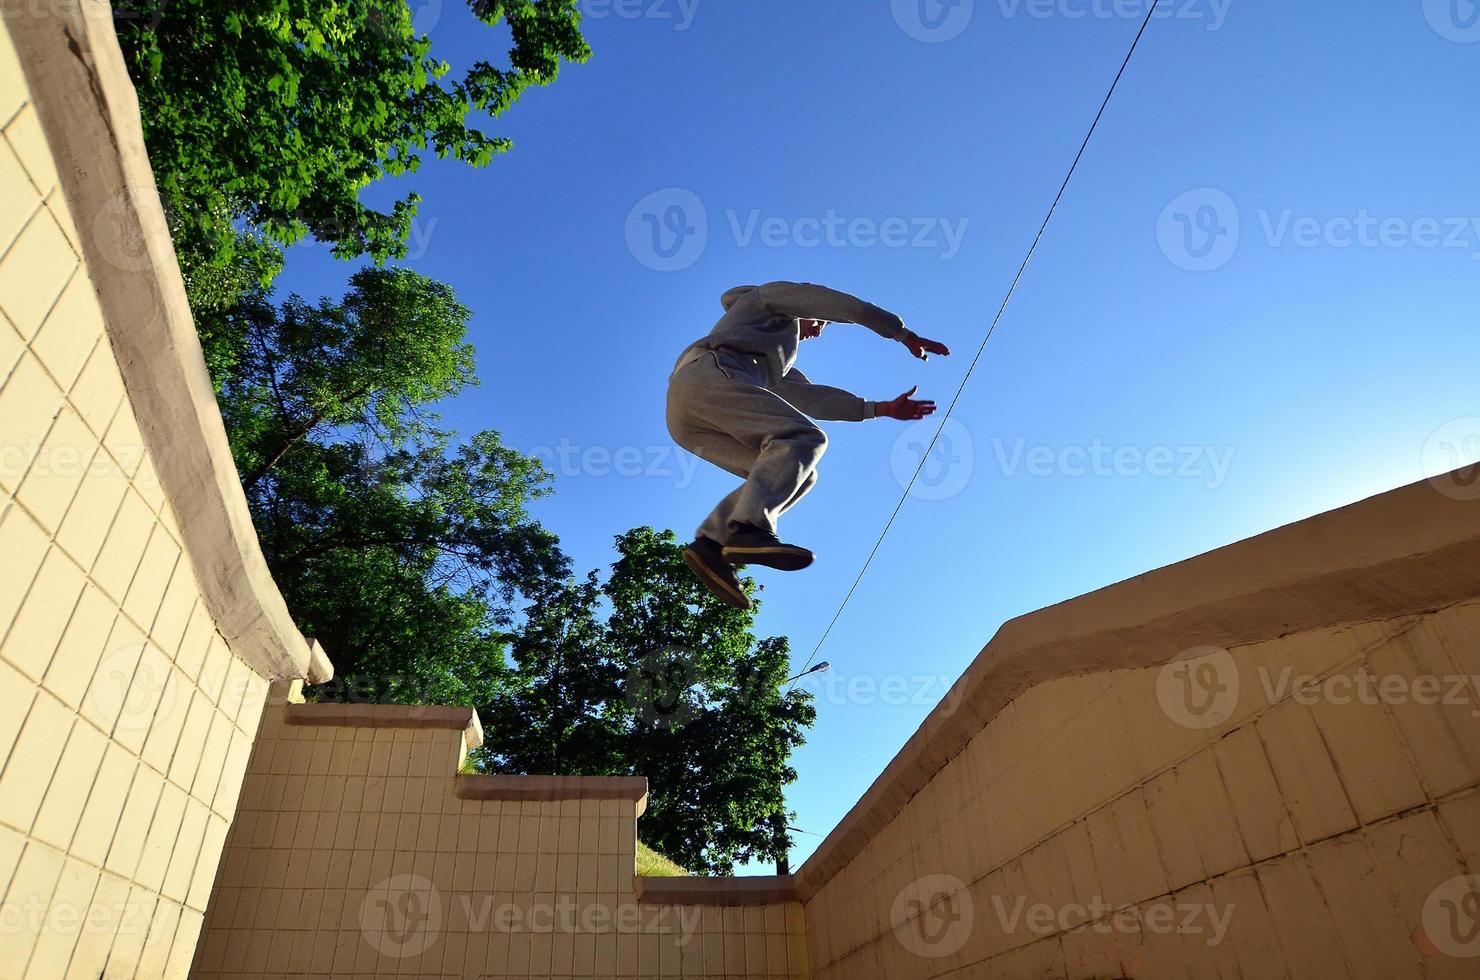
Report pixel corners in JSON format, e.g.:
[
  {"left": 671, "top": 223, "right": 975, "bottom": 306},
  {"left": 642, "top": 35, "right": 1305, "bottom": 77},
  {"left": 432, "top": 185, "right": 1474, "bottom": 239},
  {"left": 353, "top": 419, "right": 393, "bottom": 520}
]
[
  {"left": 720, "top": 544, "right": 815, "bottom": 572},
  {"left": 682, "top": 547, "right": 752, "bottom": 609}
]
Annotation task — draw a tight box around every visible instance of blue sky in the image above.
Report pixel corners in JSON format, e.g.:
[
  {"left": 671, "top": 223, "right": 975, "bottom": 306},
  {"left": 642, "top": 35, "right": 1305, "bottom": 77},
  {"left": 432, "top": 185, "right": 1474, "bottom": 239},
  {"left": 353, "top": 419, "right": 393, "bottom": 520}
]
[{"left": 273, "top": 0, "right": 1480, "bottom": 870}]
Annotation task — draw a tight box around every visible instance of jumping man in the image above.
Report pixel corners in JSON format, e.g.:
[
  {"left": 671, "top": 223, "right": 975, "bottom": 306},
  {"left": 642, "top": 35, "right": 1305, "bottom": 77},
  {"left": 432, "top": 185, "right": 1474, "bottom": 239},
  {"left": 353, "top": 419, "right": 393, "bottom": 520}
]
[{"left": 666, "top": 281, "right": 951, "bottom": 609}]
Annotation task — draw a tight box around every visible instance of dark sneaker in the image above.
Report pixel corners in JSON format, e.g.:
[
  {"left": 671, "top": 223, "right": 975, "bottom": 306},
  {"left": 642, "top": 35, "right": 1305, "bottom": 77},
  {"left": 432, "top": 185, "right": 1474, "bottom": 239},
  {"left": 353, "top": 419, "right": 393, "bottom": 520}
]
[
  {"left": 682, "top": 537, "right": 752, "bottom": 609},
  {"left": 721, "top": 524, "right": 815, "bottom": 571}
]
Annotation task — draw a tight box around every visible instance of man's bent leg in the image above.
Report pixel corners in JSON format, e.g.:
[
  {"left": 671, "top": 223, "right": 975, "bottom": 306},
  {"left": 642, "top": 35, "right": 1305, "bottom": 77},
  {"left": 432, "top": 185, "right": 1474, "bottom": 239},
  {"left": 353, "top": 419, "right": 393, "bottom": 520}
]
[
  {"left": 727, "top": 426, "right": 826, "bottom": 537},
  {"left": 668, "top": 362, "right": 825, "bottom": 543},
  {"left": 777, "top": 469, "right": 819, "bottom": 519}
]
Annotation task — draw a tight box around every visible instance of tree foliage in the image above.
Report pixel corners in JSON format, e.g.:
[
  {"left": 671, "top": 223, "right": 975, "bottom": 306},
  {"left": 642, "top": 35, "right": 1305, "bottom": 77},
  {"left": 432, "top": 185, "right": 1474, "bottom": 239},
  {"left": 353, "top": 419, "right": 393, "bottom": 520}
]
[
  {"left": 215, "top": 267, "right": 566, "bottom": 704},
  {"left": 485, "top": 529, "right": 816, "bottom": 875},
  {"left": 116, "top": 0, "right": 591, "bottom": 309}
]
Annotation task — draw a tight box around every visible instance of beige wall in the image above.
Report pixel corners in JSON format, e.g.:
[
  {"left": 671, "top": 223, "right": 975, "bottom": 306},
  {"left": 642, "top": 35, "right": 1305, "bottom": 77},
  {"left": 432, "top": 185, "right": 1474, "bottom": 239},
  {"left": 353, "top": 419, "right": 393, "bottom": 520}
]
[
  {"left": 802, "top": 599, "right": 1480, "bottom": 977},
  {"left": 0, "top": 15, "right": 300, "bottom": 980},
  {"left": 195, "top": 698, "right": 809, "bottom": 978}
]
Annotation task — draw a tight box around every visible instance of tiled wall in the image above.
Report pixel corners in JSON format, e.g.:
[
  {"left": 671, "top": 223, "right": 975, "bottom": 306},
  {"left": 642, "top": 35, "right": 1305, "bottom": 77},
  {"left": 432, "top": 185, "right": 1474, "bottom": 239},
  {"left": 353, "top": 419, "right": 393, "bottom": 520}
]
[
  {"left": 195, "top": 701, "right": 810, "bottom": 979},
  {"left": 0, "top": 23, "right": 272, "bottom": 980},
  {"left": 802, "top": 599, "right": 1480, "bottom": 978}
]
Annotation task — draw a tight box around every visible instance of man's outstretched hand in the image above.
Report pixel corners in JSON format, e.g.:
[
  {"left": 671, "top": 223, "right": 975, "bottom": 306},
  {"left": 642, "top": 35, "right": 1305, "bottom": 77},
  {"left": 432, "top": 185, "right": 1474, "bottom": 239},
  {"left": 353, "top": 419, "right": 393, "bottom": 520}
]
[
  {"left": 903, "top": 331, "right": 951, "bottom": 362},
  {"left": 875, "top": 386, "right": 938, "bottom": 421}
]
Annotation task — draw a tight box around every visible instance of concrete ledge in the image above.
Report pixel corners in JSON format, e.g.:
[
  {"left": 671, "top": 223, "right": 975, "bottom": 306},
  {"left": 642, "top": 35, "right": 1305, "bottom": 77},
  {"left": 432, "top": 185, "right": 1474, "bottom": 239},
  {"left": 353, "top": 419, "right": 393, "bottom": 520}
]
[
  {"left": 457, "top": 775, "right": 649, "bottom": 815},
  {"left": 635, "top": 876, "right": 798, "bottom": 907},
  {"left": 796, "top": 467, "right": 1480, "bottom": 901},
  {"left": 285, "top": 702, "right": 484, "bottom": 750},
  {"left": 2, "top": 0, "right": 328, "bottom": 684}
]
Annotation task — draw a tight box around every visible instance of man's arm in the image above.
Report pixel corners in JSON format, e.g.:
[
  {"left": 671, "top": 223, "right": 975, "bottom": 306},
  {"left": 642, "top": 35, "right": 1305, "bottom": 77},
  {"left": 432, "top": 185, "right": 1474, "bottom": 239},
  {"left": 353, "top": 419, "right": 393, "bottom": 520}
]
[
  {"left": 756, "top": 281, "right": 952, "bottom": 360},
  {"left": 756, "top": 282, "right": 906, "bottom": 341},
  {"left": 775, "top": 368, "right": 876, "bottom": 422},
  {"left": 777, "top": 371, "right": 940, "bottom": 423}
]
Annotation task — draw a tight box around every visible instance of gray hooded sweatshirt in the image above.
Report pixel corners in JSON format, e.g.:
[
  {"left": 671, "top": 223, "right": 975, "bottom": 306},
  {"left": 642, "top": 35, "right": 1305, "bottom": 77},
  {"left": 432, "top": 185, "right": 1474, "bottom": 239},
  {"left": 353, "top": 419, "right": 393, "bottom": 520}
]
[{"left": 674, "top": 281, "right": 909, "bottom": 422}]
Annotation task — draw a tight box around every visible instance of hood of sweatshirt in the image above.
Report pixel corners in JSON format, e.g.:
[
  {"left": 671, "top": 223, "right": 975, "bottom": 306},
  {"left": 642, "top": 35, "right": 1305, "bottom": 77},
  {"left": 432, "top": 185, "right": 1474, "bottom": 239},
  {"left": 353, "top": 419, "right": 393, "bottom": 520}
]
[{"left": 720, "top": 285, "right": 758, "bottom": 311}]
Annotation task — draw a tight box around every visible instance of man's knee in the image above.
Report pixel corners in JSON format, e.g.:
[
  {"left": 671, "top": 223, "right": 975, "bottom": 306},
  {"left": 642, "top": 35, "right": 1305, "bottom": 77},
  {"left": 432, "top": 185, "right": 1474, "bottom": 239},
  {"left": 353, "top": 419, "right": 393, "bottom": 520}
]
[
  {"left": 796, "top": 426, "right": 827, "bottom": 460},
  {"left": 761, "top": 425, "right": 827, "bottom": 465}
]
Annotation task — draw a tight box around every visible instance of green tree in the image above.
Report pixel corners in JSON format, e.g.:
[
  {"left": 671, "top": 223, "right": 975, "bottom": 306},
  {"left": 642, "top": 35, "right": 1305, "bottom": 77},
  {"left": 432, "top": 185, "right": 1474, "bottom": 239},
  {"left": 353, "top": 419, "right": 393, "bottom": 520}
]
[
  {"left": 115, "top": 0, "right": 591, "bottom": 310},
  {"left": 480, "top": 572, "right": 626, "bottom": 774},
  {"left": 483, "top": 528, "right": 815, "bottom": 875},
  {"left": 603, "top": 529, "right": 814, "bottom": 875},
  {"left": 212, "top": 267, "right": 567, "bottom": 702}
]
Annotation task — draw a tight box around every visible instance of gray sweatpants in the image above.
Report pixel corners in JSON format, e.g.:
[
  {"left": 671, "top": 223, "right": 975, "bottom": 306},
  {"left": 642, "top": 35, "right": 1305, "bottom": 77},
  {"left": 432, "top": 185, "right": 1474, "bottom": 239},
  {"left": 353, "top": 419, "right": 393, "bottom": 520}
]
[{"left": 666, "top": 348, "right": 826, "bottom": 544}]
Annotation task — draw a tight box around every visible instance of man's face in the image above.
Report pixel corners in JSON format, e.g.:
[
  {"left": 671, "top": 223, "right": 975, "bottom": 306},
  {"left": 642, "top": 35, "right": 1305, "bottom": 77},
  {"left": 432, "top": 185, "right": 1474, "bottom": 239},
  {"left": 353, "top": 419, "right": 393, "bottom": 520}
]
[{"left": 799, "top": 318, "right": 828, "bottom": 340}]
